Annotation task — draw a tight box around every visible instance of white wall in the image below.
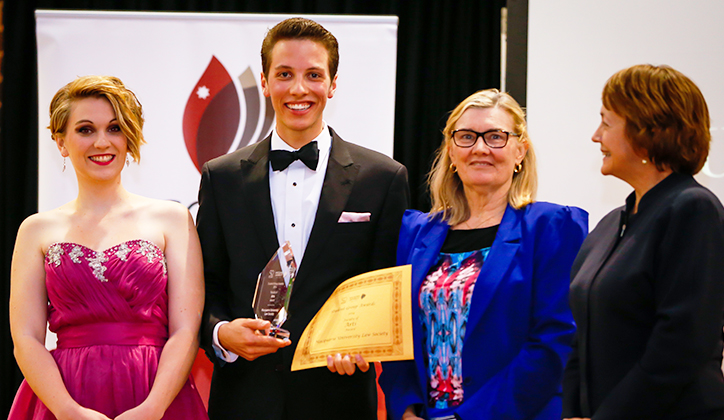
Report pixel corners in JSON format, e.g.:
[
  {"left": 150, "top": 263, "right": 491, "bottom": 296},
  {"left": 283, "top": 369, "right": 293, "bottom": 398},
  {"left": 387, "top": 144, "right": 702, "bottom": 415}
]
[{"left": 528, "top": 1, "right": 724, "bottom": 226}]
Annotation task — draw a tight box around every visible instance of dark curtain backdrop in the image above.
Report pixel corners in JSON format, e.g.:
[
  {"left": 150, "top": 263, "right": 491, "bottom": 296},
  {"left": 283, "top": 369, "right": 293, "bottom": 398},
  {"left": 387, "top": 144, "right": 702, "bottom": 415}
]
[{"left": 0, "top": 0, "right": 505, "bottom": 415}]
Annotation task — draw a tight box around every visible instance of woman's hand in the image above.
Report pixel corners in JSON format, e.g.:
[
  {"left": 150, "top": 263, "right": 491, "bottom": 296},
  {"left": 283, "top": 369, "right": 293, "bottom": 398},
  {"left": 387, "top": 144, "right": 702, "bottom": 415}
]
[
  {"left": 114, "top": 401, "right": 163, "bottom": 420},
  {"left": 563, "top": 418, "right": 591, "bottom": 420},
  {"left": 401, "top": 405, "right": 424, "bottom": 420},
  {"left": 326, "top": 353, "right": 369, "bottom": 375},
  {"left": 58, "top": 406, "right": 112, "bottom": 420}
]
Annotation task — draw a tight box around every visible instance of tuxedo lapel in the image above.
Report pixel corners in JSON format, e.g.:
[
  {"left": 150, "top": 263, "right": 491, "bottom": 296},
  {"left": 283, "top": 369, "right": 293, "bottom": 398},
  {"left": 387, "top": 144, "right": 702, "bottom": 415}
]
[
  {"left": 465, "top": 205, "right": 522, "bottom": 335},
  {"left": 239, "top": 136, "right": 280, "bottom": 261},
  {"left": 296, "top": 131, "right": 358, "bottom": 281}
]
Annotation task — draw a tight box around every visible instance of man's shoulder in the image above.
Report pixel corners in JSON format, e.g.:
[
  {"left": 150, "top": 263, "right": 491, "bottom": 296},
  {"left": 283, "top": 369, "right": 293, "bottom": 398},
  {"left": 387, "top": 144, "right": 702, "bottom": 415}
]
[{"left": 203, "top": 140, "right": 268, "bottom": 173}]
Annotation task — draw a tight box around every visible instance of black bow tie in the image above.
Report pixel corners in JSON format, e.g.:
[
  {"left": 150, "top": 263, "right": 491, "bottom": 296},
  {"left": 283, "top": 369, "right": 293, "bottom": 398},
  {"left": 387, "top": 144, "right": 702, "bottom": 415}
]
[{"left": 269, "top": 141, "right": 319, "bottom": 171}]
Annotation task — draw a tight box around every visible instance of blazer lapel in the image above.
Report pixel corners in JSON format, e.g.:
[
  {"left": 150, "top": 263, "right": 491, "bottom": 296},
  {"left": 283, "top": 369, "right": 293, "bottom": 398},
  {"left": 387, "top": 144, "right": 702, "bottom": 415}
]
[
  {"left": 571, "top": 208, "right": 622, "bottom": 416},
  {"left": 574, "top": 210, "right": 622, "bottom": 291},
  {"left": 465, "top": 205, "right": 522, "bottom": 335},
  {"left": 239, "top": 136, "right": 280, "bottom": 260},
  {"left": 410, "top": 221, "right": 450, "bottom": 292},
  {"left": 296, "top": 130, "right": 358, "bottom": 281},
  {"left": 409, "top": 219, "right": 450, "bottom": 389}
]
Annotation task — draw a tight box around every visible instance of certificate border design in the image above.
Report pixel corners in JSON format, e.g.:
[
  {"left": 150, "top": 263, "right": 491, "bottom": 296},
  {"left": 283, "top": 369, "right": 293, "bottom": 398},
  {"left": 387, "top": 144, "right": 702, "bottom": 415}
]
[{"left": 292, "top": 266, "right": 411, "bottom": 369}]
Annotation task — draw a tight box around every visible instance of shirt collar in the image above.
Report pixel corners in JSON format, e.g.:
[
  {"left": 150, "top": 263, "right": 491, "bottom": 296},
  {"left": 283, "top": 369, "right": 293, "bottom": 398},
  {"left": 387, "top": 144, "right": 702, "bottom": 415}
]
[{"left": 270, "top": 123, "right": 332, "bottom": 154}]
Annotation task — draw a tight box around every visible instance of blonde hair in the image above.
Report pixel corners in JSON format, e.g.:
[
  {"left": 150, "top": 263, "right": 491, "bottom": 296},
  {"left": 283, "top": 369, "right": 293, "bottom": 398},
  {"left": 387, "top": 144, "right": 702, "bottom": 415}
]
[
  {"left": 49, "top": 75, "right": 145, "bottom": 162},
  {"left": 428, "top": 89, "right": 537, "bottom": 225}
]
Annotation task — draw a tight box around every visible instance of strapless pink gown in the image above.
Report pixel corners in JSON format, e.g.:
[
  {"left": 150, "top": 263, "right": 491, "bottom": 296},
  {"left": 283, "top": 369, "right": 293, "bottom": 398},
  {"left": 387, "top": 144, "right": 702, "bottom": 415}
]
[{"left": 8, "top": 240, "right": 209, "bottom": 420}]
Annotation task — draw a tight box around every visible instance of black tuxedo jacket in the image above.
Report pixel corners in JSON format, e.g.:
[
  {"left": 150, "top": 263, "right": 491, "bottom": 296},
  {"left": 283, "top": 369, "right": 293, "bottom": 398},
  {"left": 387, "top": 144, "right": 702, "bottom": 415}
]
[{"left": 197, "top": 127, "right": 410, "bottom": 420}]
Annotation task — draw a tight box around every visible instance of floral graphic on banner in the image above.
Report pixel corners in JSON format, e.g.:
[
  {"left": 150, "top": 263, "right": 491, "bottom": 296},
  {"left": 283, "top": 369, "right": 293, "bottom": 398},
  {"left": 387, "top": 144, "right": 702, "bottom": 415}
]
[{"left": 182, "top": 56, "right": 274, "bottom": 173}]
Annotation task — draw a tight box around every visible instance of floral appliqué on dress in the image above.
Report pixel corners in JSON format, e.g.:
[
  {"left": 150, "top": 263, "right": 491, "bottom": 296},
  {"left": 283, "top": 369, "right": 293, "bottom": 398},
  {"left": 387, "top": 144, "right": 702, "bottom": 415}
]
[
  {"left": 46, "top": 244, "right": 64, "bottom": 267},
  {"left": 69, "top": 246, "right": 84, "bottom": 264},
  {"left": 115, "top": 243, "right": 131, "bottom": 261},
  {"left": 45, "top": 240, "right": 165, "bottom": 282},
  {"left": 87, "top": 252, "right": 109, "bottom": 282}
]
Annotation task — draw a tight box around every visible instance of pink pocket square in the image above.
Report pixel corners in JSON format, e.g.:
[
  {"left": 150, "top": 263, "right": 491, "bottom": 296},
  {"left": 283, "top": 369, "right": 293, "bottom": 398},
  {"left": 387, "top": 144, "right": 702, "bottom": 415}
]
[{"left": 338, "top": 211, "right": 371, "bottom": 223}]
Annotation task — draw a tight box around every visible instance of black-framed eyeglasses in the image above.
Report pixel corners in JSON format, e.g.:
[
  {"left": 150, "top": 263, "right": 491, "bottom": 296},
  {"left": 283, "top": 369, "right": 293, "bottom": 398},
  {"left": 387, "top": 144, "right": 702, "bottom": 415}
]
[{"left": 451, "top": 129, "right": 520, "bottom": 148}]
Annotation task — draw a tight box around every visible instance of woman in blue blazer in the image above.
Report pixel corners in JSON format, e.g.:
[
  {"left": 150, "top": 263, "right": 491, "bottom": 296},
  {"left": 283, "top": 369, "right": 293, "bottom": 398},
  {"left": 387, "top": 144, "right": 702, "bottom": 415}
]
[{"left": 381, "top": 89, "right": 587, "bottom": 420}]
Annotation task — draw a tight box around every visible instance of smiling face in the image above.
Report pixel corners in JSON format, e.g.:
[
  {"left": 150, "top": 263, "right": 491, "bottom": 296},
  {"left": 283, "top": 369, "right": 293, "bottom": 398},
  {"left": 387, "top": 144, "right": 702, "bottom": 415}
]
[
  {"left": 592, "top": 106, "right": 644, "bottom": 182},
  {"left": 56, "top": 96, "right": 127, "bottom": 183},
  {"left": 448, "top": 107, "right": 527, "bottom": 197},
  {"left": 261, "top": 39, "right": 337, "bottom": 148}
]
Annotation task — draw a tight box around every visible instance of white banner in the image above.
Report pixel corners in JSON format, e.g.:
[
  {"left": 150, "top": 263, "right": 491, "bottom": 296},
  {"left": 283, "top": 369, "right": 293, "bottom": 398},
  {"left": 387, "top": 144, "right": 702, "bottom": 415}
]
[
  {"left": 36, "top": 11, "right": 399, "bottom": 216},
  {"left": 528, "top": 1, "right": 724, "bottom": 226}
]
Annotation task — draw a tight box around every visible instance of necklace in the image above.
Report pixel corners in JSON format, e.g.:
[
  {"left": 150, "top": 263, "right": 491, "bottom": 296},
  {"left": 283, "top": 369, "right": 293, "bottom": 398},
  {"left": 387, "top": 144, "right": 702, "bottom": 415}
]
[{"left": 459, "top": 209, "right": 504, "bottom": 230}]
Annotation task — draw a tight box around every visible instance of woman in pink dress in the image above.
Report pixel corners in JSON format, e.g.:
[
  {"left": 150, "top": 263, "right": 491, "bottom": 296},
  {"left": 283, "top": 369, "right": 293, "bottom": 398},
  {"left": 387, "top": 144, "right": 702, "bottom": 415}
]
[{"left": 8, "top": 75, "right": 209, "bottom": 420}]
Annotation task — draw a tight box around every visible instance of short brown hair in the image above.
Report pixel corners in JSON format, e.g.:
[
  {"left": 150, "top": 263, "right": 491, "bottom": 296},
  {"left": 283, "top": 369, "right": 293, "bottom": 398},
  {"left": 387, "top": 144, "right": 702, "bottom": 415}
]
[
  {"left": 429, "top": 89, "right": 537, "bottom": 225},
  {"left": 602, "top": 64, "right": 710, "bottom": 175},
  {"left": 49, "top": 75, "right": 145, "bottom": 162},
  {"left": 261, "top": 17, "right": 339, "bottom": 79}
]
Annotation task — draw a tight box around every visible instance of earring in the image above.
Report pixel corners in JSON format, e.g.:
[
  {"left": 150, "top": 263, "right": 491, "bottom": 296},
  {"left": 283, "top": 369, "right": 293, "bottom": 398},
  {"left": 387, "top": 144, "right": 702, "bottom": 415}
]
[
  {"left": 514, "top": 163, "right": 523, "bottom": 173},
  {"left": 642, "top": 159, "right": 648, "bottom": 165},
  {"left": 126, "top": 155, "right": 131, "bottom": 167},
  {"left": 62, "top": 157, "right": 66, "bottom": 172},
  {"left": 449, "top": 162, "right": 458, "bottom": 173}
]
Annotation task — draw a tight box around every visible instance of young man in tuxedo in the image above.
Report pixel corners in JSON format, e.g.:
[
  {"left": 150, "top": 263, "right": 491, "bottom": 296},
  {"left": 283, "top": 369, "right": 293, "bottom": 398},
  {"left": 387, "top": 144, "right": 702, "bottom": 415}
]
[{"left": 196, "top": 17, "right": 410, "bottom": 420}]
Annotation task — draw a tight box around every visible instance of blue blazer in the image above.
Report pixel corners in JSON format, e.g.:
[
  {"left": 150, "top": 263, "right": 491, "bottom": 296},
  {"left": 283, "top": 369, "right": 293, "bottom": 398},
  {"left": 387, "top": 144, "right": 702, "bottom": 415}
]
[{"left": 381, "top": 202, "right": 587, "bottom": 420}]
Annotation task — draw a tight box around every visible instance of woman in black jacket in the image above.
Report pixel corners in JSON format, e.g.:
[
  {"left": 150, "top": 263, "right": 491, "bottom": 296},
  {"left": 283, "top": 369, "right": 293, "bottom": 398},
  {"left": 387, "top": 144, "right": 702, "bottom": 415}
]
[{"left": 562, "top": 64, "right": 724, "bottom": 420}]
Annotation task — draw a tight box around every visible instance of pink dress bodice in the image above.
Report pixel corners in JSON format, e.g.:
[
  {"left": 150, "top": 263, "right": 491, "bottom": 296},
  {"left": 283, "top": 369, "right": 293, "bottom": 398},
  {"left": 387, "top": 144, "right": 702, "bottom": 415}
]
[{"left": 8, "top": 240, "right": 208, "bottom": 420}]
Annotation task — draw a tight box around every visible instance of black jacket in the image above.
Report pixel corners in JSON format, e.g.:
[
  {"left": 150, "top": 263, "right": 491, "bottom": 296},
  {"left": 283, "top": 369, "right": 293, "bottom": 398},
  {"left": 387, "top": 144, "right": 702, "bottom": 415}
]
[
  {"left": 563, "top": 173, "right": 724, "bottom": 420},
  {"left": 197, "top": 127, "right": 410, "bottom": 420}
]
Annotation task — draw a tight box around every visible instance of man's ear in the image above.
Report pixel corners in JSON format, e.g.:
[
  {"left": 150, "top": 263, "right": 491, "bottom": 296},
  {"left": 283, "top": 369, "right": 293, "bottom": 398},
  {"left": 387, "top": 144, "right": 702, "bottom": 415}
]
[
  {"left": 261, "top": 72, "right": 270, "bottom": 98},
  {"left": 328, "top": 73, "right": 338, "bottom": 99}
]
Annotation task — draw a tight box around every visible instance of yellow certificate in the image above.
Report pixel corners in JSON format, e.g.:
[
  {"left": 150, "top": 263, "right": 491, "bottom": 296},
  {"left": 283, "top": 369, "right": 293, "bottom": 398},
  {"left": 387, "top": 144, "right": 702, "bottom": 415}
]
[{"left": 291, "top": 265, "right": 413, "bottom": 371}]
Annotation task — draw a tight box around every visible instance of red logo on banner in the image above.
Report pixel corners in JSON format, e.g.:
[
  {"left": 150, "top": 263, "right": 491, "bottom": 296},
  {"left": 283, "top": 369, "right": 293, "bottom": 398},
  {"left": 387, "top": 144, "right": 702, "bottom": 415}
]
[{"left": 183, "top": 56, "right": 274, "bottom": 173}]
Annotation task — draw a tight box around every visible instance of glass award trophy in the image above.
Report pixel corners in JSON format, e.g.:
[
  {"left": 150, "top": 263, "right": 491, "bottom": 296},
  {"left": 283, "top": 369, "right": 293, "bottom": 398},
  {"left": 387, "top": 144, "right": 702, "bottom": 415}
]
[{"left": 252, "top": 241, "right": 297, "bottom": 340}]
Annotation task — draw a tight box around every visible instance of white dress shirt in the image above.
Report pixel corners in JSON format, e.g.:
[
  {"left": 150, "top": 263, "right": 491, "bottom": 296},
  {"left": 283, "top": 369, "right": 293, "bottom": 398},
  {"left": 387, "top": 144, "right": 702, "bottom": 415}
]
[
  {"left": 268, "top": 125, "right": 331, "bottom": 265},
  {"left": 213, "top": 125, "right": 332, "bottom": 363}
]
